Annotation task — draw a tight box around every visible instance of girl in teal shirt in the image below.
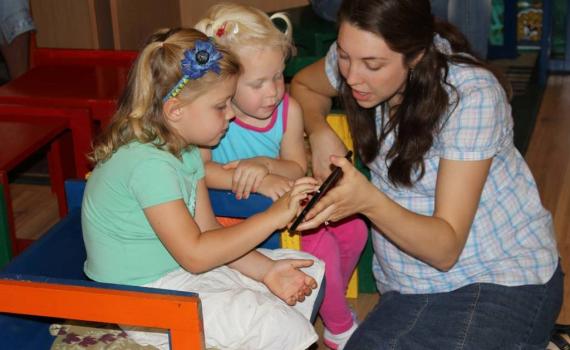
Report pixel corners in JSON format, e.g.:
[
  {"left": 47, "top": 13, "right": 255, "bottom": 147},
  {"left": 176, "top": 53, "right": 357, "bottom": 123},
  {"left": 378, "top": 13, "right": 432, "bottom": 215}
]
[{"left": 82, "top": 28, "right": 324, "bottom": 350}]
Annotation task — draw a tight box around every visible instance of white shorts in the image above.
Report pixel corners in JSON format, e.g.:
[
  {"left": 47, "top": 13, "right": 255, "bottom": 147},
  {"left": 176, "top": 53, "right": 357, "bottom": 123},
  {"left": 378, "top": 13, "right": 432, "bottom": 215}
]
[{"left": 124, "top": 248, "right": 325, "bottom": 350}]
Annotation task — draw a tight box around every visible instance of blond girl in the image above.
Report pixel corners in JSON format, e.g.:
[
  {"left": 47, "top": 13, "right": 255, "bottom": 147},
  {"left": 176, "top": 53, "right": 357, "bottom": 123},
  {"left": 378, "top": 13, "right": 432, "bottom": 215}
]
[
  {"left": 82, "top": 28, "right": 324, "bottom": 350},
  {"left": 196, "top": 5, "right": 367, "bottom": 349}
]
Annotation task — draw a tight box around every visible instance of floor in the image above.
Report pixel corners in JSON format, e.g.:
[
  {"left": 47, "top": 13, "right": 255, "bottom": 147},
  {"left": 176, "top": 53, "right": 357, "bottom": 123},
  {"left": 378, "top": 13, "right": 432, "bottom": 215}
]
[
  {"left": 525, "top": 74, "right": 570, "bottom": 324},
  {"left": 7, "top": 73, "right": 570, "bottom": 347},
  {"left": 11, "top": 183, "right": 58, "bottom": 240}
]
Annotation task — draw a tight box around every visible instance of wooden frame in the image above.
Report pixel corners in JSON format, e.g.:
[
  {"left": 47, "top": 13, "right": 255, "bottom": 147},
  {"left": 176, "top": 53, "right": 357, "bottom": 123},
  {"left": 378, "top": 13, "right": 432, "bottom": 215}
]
[
  {"left": 0, "top": 180, "right": 205, "bottom": 349},
  {"left": 0, "top": 276, "right": 204, "bottom": 349}
]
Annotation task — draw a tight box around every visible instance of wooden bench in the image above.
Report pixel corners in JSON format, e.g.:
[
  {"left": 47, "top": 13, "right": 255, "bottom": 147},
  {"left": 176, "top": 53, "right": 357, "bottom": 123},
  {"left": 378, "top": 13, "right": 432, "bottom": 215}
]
[
  {"left": 0, "top": 180, "right": 205, "bottom": 349},
  {"left": 0, "top": 181, "right": 290, "bottom": 349}
]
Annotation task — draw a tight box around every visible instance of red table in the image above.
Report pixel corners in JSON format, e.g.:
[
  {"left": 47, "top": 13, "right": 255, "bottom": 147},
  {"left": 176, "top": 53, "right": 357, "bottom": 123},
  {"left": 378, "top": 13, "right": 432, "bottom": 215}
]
[
  {"left": 0, "top": 48, "right": 137, "bottom": 177},
  {"left": 0, "top": 105, "right": 91, "bottom": 178},
  {"left": 0, "top": 119, "right": 73, "bottom": 254},
  {"left": 0, "top": 63, "right": 131, "bottom": 125}
]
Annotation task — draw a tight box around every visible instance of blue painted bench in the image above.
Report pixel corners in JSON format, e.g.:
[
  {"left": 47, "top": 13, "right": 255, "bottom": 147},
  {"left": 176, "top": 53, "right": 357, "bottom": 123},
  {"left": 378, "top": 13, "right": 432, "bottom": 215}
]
[{"left": 0, "top": 180, "right": 276, "bottom": 349}]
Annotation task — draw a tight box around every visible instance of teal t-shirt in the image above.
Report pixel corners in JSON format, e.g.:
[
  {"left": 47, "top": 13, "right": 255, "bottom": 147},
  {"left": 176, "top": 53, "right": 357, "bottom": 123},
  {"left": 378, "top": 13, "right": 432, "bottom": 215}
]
[{"left": 82, "top": 142, "right": 204, "bottom": 286}]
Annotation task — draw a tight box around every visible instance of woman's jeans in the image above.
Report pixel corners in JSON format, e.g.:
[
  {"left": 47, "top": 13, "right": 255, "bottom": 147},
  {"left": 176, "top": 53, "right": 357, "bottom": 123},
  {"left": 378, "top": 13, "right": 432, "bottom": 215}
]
[
  {"left": 431, "top": 0, "right": 492, "bottom": 59},
  {"left": 346, "top": 263, "right": 563, "bottom": 349}
]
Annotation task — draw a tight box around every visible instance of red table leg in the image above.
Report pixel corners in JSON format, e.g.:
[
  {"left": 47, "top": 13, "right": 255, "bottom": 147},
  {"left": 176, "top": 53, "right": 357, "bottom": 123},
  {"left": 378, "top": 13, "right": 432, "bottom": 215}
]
[
  {"left": 48, "top": 130, "right": 76, "bottom": 217},
  {"left": 65, "top": 109, "right": 93, "bottom": 178},
  {"left": 0, "top": 107, "right": 94, "bottom": 178},
  {"left": 0, "top": 171, "right": 16, "bottom": 256}
]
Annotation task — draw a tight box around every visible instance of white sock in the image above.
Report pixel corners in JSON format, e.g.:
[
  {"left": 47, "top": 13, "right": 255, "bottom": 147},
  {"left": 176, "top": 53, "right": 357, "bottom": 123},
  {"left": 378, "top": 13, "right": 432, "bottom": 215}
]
[{"left": 323, "top": 322, "right": 358, "bottom": 350}]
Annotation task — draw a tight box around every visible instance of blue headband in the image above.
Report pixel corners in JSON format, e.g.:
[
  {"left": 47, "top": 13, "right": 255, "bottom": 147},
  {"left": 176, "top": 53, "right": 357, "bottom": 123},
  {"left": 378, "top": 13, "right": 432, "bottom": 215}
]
[{"left": 162, "top": 39, "right": 222, "bottom": 102}]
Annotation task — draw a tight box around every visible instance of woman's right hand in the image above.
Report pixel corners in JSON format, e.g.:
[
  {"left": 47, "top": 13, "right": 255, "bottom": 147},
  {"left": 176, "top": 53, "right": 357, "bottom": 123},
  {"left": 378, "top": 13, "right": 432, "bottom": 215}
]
[
  {"left": 266, "top": 177, "right": 319, "bottom": 228},
  {"left": 309, "top": 127, "right": 347, "bottom": 181},
  {"left": 296, "top": 155, "right": 376, "bottom": 230}
]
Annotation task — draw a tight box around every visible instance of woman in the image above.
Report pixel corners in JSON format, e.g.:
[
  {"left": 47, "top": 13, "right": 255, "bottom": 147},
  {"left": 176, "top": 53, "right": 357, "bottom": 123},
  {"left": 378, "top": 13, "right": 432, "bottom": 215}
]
[{"left": 290, "top": 0, "right": 562, "bottom": 348}]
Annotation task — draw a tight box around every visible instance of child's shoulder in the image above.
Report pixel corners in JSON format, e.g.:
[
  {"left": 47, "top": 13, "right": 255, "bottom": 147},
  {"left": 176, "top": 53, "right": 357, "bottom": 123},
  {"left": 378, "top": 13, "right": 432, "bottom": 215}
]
[
  {"left": 103, "top": 142, "right": 180, "bottom": 171},
  {"left": 94, "top": 143, "right": 202, "bottom": 183},
  {"left": 286, "top": 95, "right": 302, "bottom": 116},
  {"left": 116, "top": 141, "right": 168, "bottom": 159}
]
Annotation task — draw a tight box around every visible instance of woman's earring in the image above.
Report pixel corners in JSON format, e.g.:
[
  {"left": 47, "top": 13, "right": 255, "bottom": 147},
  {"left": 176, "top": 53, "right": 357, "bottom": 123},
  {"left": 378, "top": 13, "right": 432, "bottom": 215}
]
[{"left": 408, "top": 68, "right": 415, "bottom": 82}]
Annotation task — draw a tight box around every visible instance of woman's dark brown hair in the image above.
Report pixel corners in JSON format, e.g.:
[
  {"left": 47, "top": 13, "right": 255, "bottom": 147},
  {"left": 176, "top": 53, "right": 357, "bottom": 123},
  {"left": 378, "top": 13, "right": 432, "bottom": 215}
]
[{"left": 337, "top": 0, "right": 510, "bottom": 187}]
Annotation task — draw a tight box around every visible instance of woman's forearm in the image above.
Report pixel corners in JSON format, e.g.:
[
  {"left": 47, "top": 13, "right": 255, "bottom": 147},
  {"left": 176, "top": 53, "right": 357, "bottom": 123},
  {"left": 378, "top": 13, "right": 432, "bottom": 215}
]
[
  {"left": 363, "top": 191, "right": 465, "bottom": 271},
  {"left": 293, "top": 88, "right": 333, "bottom": 135},
  {"left": 290, "top": 59, "right": 336, "bottom": 135}
]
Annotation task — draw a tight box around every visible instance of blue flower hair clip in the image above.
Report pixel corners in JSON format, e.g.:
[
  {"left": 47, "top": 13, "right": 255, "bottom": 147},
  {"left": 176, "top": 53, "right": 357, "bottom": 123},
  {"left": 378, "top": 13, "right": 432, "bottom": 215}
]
[{"left": 162, "top": 39, "right": 223, "bottom": 102}]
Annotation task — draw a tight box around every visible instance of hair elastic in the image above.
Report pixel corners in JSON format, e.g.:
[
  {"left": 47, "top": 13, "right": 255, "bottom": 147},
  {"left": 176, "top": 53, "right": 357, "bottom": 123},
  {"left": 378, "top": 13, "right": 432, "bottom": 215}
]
[
  {"left": 216, "top": 23, "right": 227, "bottom": 37},
  {"left": 433, "top": 33, "right": 452, "bottom": 55}
]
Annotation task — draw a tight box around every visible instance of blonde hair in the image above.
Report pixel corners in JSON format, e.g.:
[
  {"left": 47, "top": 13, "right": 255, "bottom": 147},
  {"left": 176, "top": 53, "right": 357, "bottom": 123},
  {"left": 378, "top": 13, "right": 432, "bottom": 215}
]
[
  {"left": 90, "top": 28, "right": 240, "bottom": 164},
  {"left": 194, "top": 3, "right": 295, "bottom": 59}
]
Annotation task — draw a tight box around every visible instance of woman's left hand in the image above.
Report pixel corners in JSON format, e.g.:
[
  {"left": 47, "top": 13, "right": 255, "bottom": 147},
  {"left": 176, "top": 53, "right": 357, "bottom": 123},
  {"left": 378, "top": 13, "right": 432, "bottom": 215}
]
[
  {"left": 263, "top": 259, "right": 317, "bottom": 305},
  {"left": 296, "top": 154, "right": 376, "bottom": 230}
]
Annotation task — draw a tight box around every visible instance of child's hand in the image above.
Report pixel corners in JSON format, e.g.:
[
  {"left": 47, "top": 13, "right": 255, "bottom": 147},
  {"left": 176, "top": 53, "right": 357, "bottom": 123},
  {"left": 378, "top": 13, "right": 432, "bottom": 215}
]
[
  {"left": 223, "top": 159, "right": 269, "bottom": 199},
  {"left": 257, "top": 174, "right": 293, "bottom": 201},
  {"left": 262, "top": 259, "right": 317, "bottom": 306},
  {"left": 266, "top": 177, "right": 319, "bottom": 227},
  {"left": 297, "top": 155, "right": 375, "bottom": 230}
]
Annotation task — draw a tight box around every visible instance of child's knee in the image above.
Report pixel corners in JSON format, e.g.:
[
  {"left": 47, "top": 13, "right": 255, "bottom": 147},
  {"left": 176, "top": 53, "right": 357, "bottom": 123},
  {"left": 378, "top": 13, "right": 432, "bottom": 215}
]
[
  {"left": 335, "top": 217, "right": 368, "bottom": 248},
  {"left": 251, "top": 307, "right": 317, "bottom": 349},
  {"left": 301, "top": 228, "right": 339, "bottom": 255}
]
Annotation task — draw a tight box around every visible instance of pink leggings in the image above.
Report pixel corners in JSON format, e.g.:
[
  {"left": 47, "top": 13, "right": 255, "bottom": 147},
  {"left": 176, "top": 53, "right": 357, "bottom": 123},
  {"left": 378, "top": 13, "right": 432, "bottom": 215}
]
[{"left": 301, "top": 215, "right": 368, "bottom": 334}]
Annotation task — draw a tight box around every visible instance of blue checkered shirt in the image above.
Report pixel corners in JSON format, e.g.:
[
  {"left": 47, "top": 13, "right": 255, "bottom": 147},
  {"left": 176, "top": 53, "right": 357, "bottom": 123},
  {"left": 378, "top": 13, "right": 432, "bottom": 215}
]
[{"left": 325, "top": 43, "right": 558, "bottom": 294}]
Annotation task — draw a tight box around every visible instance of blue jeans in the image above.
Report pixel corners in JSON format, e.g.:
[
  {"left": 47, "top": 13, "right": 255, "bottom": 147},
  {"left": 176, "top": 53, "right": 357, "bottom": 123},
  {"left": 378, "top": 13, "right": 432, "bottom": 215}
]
[
  {"left": 346, "top": 263, "right": 563, "bottom": 349},
  {"left": 431, "top": 0, "right": 492, "bottom": 59},
  {"left": 0, "top": 0, "right": 34, "bottom": 44}
]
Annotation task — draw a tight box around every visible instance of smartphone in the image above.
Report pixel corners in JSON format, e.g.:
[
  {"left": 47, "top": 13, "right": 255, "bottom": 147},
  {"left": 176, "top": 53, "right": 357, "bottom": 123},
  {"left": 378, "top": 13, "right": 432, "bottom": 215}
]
[{"left": 289, "top": 150, "right": 353, "bottom": 231}]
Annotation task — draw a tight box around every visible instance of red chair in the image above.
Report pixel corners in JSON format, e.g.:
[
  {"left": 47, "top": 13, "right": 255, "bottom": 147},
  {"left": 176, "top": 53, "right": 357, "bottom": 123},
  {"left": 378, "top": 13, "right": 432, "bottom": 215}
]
[
  {"left": 0, "top": 47, "right": 137, "bottom": 127},
  {"left": 0, "top": 41, "right": 137, "bottom": 179},
  {"left": 0, "top": 104, "right": 91, "bottom": 177},
  {"left": 0, "top": 106, "right": 87, "bottom": 255}
]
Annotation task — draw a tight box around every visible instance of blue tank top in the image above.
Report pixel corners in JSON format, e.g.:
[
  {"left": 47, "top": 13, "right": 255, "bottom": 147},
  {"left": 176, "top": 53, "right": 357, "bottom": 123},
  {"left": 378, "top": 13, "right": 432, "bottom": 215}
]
[{"left": 212, "top": 94, "right": 289, "bottom": 163}]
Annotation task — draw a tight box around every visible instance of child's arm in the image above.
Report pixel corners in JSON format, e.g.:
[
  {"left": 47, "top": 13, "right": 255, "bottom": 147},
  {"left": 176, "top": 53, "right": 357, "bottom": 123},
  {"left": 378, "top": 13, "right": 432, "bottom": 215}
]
[
  {"left": 226, "top": 252, "right": 317, "bottom": 305},
  {"left": 223, "top": 97, "right": 307, "bottom": 180},
  {"left": 145, "top": 178, "right": 319, "bottom": 304},
  {"left": 143, "top": 178, "right": 316, "bottom": 274},
  {"left": 275, "top": 97, "right": 308, "bottom": 178},
  {"left": 200, "top": 145, "right": 297, "bottom": 201},
  {"left": 200, "top": 147, "right": 235, "bottom": 190},
  {"left": 217, "top": 98, "right": 308, "bottom": 200},
  {"left": 193, "top": 180, "right": 317, "bottom": 304}
]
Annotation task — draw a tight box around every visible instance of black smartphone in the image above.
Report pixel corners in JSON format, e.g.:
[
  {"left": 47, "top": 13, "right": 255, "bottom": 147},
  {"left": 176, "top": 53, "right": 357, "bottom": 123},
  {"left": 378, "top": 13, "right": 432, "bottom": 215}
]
[{"left": 289, "top": 150, "right": 353, "bottom": 231}]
